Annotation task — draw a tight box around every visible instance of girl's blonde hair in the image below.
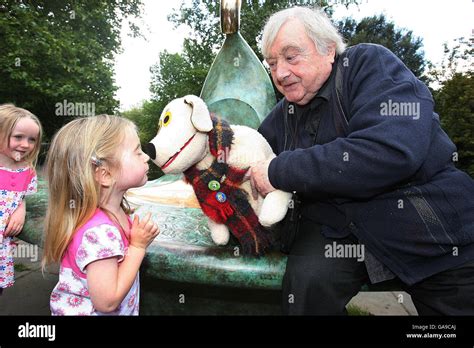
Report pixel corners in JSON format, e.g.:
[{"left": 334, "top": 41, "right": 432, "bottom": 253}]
[
  {"left": 42, "top": 114, "right": 137, "bottom": 269},
  {"left": 0, "top": 103, "right": 43, "bottom": 167}
]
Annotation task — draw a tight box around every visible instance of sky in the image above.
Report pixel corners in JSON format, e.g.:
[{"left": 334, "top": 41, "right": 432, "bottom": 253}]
[{"left": 114, "top": 0, "right": 473, "bottom": 111}]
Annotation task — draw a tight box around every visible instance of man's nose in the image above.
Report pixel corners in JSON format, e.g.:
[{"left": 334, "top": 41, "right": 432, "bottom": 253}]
[{"left": 275, "top": 62, "right": 290, "bottom": 82}]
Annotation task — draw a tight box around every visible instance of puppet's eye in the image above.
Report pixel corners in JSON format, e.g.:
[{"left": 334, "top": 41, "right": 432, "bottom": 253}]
[{"left": 162, "top": 111, "right": 172, "bottom": 127}]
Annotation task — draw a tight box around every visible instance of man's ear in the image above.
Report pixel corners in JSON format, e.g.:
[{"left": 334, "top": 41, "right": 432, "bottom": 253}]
[
  {"left": 184, "top": 95, "right": 213, "bottom": 132},
  {"left": 94, "top": 166, "right": 113, "bottom": 188},
  {"left": 327, "top": 43, "right": 336, "bottom": 62}
]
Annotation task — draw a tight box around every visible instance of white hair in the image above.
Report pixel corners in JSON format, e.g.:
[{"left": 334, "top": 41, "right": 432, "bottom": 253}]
[{"left": 261, "top": 6, "right": 346, "bottom": 58}]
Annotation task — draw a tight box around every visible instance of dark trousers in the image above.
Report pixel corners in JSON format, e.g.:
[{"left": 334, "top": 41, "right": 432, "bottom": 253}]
[{"left": 282, "top": 219, "right": 474, "bottom": 315}]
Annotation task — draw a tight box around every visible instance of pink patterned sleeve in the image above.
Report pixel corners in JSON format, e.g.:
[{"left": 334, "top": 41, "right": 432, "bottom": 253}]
[
  {"left": 76, "top": 224, "right": 125, "bottom": 273},
  {"left": 25, "top": 169, "right": 37, "bottom": 195}
]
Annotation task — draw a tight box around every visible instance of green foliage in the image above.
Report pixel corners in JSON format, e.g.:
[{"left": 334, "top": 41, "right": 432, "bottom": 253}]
[
  {"left": 145, "top": 50, "right": 206, "bottom": 146},
  {"left": 0, "top": 0, "right": 143, "bottom": 139},
  {"left": 150, "top": 50, "right": 205, "bottom": 104},
  {"left": 14, "top": 263, "right": 31, "bottom": 273},
  {"left": 434, "top": 71, "right": 474, "bottom": 177},
  {"left": 337, "top": 15, "right": 426, "bottom": 81},
  {"left": 426, "top": 37, "right": 474, "bottom": 177},
  {"left": 426, "top": 37, "right": 473, "bottom": 87},
  {"left": 347, "top": 303, "right": 371, "bottom": 316},
  {"left": 121, "top": 100, "right": 164, "bottom": 179},
  {"left": 121, "top": 100, "right": 160, "bottom": 144}
]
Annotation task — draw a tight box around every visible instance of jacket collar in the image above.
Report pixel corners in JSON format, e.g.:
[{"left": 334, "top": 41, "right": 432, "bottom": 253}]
[{"left": 308, "top": 54, "right": 339, "bottom": 109}]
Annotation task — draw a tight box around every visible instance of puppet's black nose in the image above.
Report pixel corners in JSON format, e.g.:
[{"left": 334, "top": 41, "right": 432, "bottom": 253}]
[{"left": 144, "top": 143, "right": 156, "bottom": 160}]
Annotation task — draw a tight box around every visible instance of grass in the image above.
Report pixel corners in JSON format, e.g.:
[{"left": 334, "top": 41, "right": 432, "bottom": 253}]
[
  {"left": 14, "top": 263, "right": 31, "bottom": 272},
  {"left": 347, "top": 304, "right": 372, "bottom": 316}
]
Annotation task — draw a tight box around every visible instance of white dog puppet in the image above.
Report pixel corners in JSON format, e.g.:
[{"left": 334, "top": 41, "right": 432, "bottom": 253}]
[{"left": 145, "top": 95, "right": 292, "bottom": 256}]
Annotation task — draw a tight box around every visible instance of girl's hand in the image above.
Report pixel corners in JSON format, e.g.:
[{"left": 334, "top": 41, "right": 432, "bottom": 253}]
[
  {"left": 130, "top": 212, "right": 160, "bottom": 250},
  {"left": 5, "top": 201, "right": 26, "bottom": 237}
]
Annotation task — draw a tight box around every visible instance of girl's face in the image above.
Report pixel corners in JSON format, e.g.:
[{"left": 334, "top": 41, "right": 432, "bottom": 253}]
[
  {"left": 3, "top": 117, "right": 40, "bottom": 162},
  {"left": 115, "top": 127, "right": 150, "bottom": 190}
]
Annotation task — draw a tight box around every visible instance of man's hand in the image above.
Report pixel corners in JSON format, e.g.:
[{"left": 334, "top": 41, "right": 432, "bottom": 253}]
[
  {"left": 5, "top": 201, "right": 26, "bottom": 237},
  {"left": 244, "top": 158, "right": 276, "bottom": 199}
]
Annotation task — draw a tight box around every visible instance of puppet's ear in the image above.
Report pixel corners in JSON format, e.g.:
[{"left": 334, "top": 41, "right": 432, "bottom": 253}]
[{"left": 184, "top": 95, "right": 213, "bottom": 132}]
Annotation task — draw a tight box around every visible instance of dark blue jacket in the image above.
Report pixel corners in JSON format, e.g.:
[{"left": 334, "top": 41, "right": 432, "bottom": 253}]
[{"left": 258, "top": 43, "right": 474, "bottom": 285}]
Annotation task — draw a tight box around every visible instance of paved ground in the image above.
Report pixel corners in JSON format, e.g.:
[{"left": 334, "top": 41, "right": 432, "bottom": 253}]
[
  {"left": 0, "top": 239, "right": 59, "bottom": 315},
  {"left": 0, "top": 240, "right": 417, "bottom": 316},
  {"left": 348, "top": 290, "right": 417, "bottom": 315}
]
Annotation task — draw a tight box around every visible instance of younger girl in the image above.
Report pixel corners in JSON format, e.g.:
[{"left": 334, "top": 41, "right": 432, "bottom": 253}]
[
  {"left": 42, "top": 114, "right": 159, "bottom": 315},
  {"left": 0, "top": 104, "right": 42, "bottom": 294}
]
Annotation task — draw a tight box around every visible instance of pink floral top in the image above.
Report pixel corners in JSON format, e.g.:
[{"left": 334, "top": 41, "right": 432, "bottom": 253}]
[
  {"left": 50, "top": 209, "right": 139, "bottom": 315},
  {"left": 0, "top": 166, "right": 37, "bottom": 289}
]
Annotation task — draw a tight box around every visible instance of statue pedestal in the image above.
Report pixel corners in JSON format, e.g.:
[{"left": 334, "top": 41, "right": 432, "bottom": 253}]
[
  {"left": 23, "top": 176, "right": 287, "bottom": 315},
  {"left": 128, "top": 175, "right": 287, "bottom": 315}
]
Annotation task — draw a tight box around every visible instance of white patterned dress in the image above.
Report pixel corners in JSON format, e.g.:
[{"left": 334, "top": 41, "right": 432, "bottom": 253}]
[
  {"left": 0, "top": 166, "right": 37, "bottom": 289},
  {"left": 50, "top": 209, "right": 139, "bottom": 315}
]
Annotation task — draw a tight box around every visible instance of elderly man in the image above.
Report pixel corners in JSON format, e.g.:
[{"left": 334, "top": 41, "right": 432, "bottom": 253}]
[{"left": 248, "top": 6, "right": 474, "bottom": 315}]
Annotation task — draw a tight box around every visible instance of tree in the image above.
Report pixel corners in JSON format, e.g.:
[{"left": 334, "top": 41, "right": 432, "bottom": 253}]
[
  {"left": 429, "top": 37, "right": 474, "bottom": 177},
  {"left": 337, "top": 15, "right": 427, "bottom": 81},
  {"left": 146, "top": 0, "right": 359, "bottom": 130},
  {"left": 121, "top": 100, "right": 164, "bottom": 179},
  {"left": 0, "top": 0, "right": 143, "bottom": 139},
  {"left": 149, "top": 50, "right": 206, "bottom": 106},
  {"left": 434, "top": 71, "right": 473, "bottom": 177},
  {"left": 426, "top": 37, "right": 473, "bottom": 87},
  {"left": 122, "top": 100, "right": 162, "bottom": 149},
  {"left": 140, "top": 49, "right": 208, "bottom": 149}
]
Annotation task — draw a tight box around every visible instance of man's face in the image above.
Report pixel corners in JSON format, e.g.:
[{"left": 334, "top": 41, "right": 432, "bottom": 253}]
[{"left": 266, "top": 19, "right": 336, "bottom": 106}]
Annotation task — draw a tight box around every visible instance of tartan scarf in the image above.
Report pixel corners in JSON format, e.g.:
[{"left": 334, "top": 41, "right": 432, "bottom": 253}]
[{"left": 184, "top": 115, "right": 273, "bottom": 256}]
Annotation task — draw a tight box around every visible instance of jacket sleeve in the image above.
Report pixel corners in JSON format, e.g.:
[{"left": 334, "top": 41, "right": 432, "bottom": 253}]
[{"left": 268, "top": 44, "right": 436, "bottom": 199}]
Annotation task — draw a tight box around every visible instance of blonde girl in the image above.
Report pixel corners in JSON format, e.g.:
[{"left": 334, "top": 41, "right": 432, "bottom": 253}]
[
  {"left": 0, "top": 104, "right": 42, "bottom": 294},
  {"left": 42, "top": 114, "right": 159, "bottom": 315}
]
